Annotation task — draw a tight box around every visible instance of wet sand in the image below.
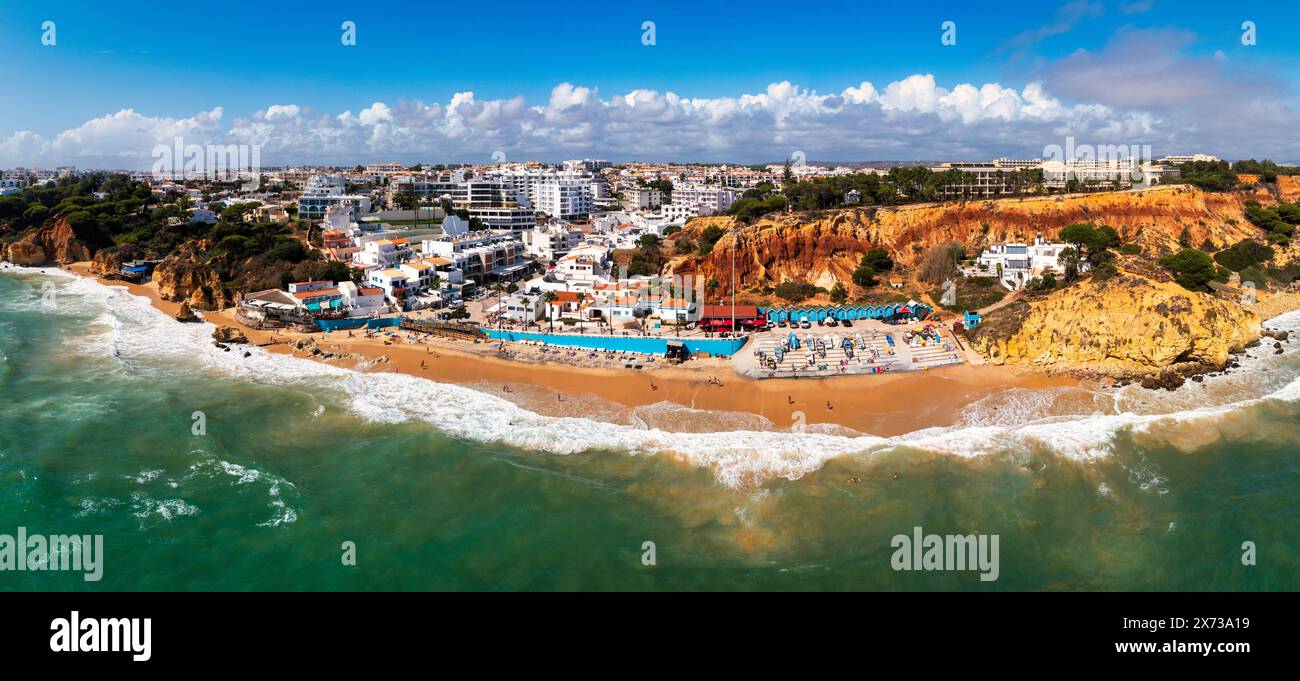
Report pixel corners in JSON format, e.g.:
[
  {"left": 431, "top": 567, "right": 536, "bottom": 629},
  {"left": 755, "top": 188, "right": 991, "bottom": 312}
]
[{"left": 65, "top": 262, "right": 1079, "bottom": 437}]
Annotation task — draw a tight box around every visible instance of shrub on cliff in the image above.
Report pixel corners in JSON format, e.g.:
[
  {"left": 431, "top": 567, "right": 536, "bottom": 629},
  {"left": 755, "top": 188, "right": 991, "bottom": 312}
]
[
  {"left": 1213, "top": 240, "right": 1274, "bottom": 272},
  {"left": 774, "top": 280, "right": 819, "bottom": 302},
  {"left": 1175, "top": 160, "right": 1239, "bottom": 191},
  {"left": 696, "top": 225, "right": 726, "bottom": 255},
  {"left": 1059, "top": 224, "right": 1121, "bottom": 265},
  {"left": 1160, "top": 248, "right": 1217, "bottom": 292}
]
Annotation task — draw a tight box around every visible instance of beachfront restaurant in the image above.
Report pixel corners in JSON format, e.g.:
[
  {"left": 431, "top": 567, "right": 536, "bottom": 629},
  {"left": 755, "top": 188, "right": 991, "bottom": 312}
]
[
  {"left": 697, "top": 305, "right": 767, "bottom": 332},
  {"left": 765, "top": 302, "right": 933, "bottom": 325}
]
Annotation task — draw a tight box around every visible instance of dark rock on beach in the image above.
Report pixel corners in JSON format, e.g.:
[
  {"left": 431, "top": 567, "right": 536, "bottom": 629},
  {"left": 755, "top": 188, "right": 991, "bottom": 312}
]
[
  {"left": 212, "top": 326, "right": 249, "bottom": 344},
  {"left": 174, "top": 302, "right": 200, "bottom": 323}
]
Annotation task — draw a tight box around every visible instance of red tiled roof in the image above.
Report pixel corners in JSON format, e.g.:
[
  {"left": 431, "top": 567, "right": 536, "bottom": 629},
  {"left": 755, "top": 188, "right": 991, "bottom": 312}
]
[{"left": 700, "top": 304, "right": 761, "bottom": 318}]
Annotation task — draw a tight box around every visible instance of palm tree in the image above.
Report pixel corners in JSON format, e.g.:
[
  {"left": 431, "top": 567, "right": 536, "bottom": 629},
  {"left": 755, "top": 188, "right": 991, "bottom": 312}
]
[
  {"left": 543, "top": 291, "right": 558, "bottom": 332},
  {"left": 575, "top": 292, "right": 586, "bottom": 333},
  {"left": 493, "top": 283, "right": 507, "bottom": 328}
]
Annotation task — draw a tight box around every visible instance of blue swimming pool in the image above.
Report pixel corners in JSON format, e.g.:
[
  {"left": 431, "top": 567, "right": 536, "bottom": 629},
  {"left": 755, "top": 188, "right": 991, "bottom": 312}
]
[{"left": 483, "top": 330, "right": 748, "bottom": 357}]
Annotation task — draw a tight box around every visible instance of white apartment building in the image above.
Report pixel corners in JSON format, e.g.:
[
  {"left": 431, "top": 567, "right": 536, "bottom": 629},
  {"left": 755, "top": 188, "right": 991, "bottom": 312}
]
[
  {"left": 367, "top": 268, "right": 411, "bottom": 305},
  {"left": 929, "top": 158, "right": 1044, "bottom": 197},
  {"left": 496, "top": 293, "right": 545, "bottom": 324},
  {"left": 552, "top": 245, "right": 611, "bottom": 284},
  {"left": 299, "top": 195, "right": 371, "bottom": 220},
  {"left": 299, "top": 174, "right": 372, "bottom": 219},
  {"left": 421, "top": 231, "right": 529, "bottom": 284},
  {"left": 1041, "top": 158, "right": 1181, "bottom": 189},
  {"left": 534, "top": 181, "right": 593, "bottom": 220},
  {"left": 468, "top": 204, "right": 536, "bottom": 233},
  {"left": 387, "top": 172, "right": 464, "bottom": 204},
  {"left": 523, "top": 224, "right": 584, "bottom": 262},
  {"left": 667, "top": 184, "right": 738, "bottom": 217},
  {"left": 304, "top": 174, "right": 346, "bottom": 195},
  {"left": 353, "top": 238, "right": 413, "bottom": 269},
  {"left": 1157, "top": 154, "right": 1220, "bottom": 165},
  {"left": 399, "top": 261, "right": 442, "bottom": 292},
  {"left": 337, "top": 281, "right": 388, "bottom": 317},
  {"left": 622, "top": 187, "right": 663, "bottom": 210}
]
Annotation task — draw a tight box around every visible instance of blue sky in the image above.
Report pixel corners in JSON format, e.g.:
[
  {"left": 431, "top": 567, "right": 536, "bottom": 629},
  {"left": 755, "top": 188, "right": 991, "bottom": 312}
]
[{"left": 2, "top": 0, "right": 1299, "bottom": 165}]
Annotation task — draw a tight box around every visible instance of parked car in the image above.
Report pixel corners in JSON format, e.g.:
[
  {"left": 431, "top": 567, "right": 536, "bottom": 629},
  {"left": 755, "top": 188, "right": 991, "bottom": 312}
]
[{"left": 800, "top": 320, "right": 811, "bottom": 329}]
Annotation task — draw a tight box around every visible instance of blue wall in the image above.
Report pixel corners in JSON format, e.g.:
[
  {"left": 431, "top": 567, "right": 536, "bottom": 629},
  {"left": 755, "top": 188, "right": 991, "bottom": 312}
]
[
  {"left": 316, "top": 317, "right": 403, "bottom": 333},
  {"left": 484, "top": 330, "right": 747, "bottom": 357}
]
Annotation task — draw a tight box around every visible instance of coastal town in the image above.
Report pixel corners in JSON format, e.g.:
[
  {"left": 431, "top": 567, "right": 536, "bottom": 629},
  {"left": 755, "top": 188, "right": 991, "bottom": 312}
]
[
  {"left": 7, "top": 0, "right": 1300, "bottom": 609},
  {"left": 5, "top": 150, "right": 1297, "bottom": 390}
]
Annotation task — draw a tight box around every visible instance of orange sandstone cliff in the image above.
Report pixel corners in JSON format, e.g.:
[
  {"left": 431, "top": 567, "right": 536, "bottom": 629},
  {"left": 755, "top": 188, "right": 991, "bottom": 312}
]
[{"left": 673, "top": 185, "right": 1277, "bottom": 291}]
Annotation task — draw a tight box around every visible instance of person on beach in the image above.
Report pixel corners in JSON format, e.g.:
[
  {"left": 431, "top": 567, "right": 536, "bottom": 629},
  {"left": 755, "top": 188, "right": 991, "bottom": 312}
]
[
  {"left": 787, "top": 395, "right": 794, "bottom": 404},
  {"left": 826, "top": 401, "right": 833, "bottom": 410},
  {"left": 650, "top": 382, "right": 658, "bottom": 391}
]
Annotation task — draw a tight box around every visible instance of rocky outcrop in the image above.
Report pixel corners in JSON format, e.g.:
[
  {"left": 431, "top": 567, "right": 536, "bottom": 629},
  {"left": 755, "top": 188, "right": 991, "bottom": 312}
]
[
  {"left": 154, "top": 244, "right": 233, "bottom": 311},
  {"left": 673, "top": 185, "right": 1276, "bottom": 291},
  {"left": 291, "top": 337, "right": 389, "bottom": 365},
  {"left": 212, "top": 326, "right": 249, "bottom": 344},
  {"left": 1279, "top": 176, "right": 1300, "bottom": 203},
  {"left": 968, "top": 260, "right": 1260, "bottom": 381},
  {"left": 91, "top": 244, "right": 147, "bottom": 275},
  {"left": 174, "top": 302, "right": 200, "bottom": 322},
  {"left": 2, "top": 217, "right": 93, "bottom": 266}
]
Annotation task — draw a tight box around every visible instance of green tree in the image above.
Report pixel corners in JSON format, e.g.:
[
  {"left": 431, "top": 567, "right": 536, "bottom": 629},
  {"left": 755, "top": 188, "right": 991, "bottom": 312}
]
[
  {"left": 1160, "top": 248, "right": 1217, "bottom": 291},
  {"left": 543, "top": 291, "right": 558, "bottom": 331},
  {"left": 862, "top": 247, "right": 894, "bottom": 272}
]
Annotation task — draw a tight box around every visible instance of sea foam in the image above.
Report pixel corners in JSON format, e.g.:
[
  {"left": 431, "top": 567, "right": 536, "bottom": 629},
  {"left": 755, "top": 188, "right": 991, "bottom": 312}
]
[{"left": 12, "top": 266, "right": 1300, "bottom": 487}]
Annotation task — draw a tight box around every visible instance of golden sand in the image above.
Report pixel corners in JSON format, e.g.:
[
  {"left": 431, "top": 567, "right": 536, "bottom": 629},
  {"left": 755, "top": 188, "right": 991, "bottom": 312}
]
[{"left": 66, "top": 262, "right": 1077, "bottom": 437}]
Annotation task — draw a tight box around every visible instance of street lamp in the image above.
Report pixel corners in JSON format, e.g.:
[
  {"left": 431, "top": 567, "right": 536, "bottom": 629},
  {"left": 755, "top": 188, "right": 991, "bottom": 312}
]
[{"left": 730, "top": 226, "right": 738, "bottom": 335}]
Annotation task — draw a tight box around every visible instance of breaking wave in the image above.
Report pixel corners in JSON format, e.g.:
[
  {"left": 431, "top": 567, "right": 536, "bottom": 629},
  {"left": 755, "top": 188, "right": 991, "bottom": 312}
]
[{"left": 13, "top": 266, "right": 1300, "bottom": 487}]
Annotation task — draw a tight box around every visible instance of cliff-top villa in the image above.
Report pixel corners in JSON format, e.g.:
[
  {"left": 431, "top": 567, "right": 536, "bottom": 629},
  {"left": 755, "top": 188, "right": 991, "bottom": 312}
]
[{"left": 977, "top": 235, "right": 1078, "bottom": 290}]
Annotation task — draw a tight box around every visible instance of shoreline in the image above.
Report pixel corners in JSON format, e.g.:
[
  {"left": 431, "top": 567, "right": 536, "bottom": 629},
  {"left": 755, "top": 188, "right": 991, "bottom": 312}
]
[{"left": 58, "top": 261, "right": 1078, "bottom": 436}]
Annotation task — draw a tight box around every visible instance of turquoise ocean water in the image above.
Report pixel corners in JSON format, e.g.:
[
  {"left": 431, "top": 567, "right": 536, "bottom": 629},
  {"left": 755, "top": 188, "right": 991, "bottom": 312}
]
[{"left": 1, "top": 266, "right": 1296, "bottom": 590}]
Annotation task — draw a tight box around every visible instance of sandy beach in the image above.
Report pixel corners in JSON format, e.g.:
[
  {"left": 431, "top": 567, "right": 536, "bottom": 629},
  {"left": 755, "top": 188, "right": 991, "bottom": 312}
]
[{"left": 65, "top": 262, "right": 1079, "bottom": 436}]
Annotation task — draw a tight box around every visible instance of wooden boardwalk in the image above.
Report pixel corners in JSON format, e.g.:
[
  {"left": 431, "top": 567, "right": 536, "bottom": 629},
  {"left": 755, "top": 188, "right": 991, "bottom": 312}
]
[{"left": 399, "top": 318, "right": 487, "bottom": 341}]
